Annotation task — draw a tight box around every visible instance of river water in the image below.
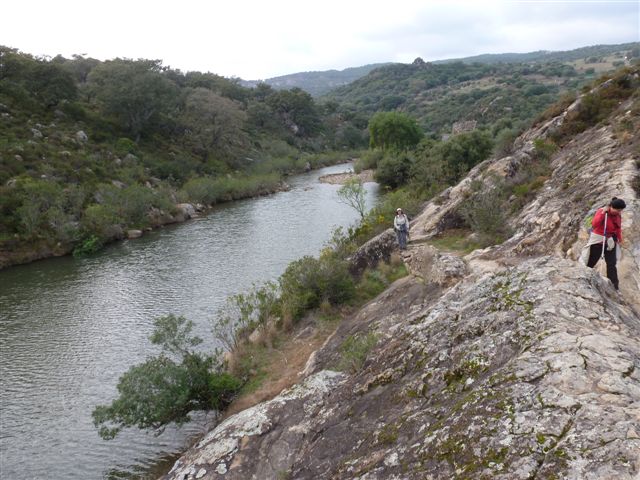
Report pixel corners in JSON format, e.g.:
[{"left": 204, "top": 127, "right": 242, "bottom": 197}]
[{"left": 0, "top": 164, "right": 379, "bottom": 480}]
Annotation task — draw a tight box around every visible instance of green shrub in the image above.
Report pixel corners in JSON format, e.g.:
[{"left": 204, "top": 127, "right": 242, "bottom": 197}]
[
  {"left": 355, "top": 262, "right": 408, "bottom": 302},
  {"left": 92, "top": 315, "right": 241, "bottom": 439},
  {"left": 354, "top": 149, "right": 383, "bottom": 173},
  {"left": 375, "top": 151, "right": 413, "bottom": 189},
  {"left": 493, "top": 128, "right": 518, "bottom": 158},
  {"left": 337, "top": 332, "right": 378, "bottom": 373},
  {"left": 356, "top": 269, "right": 388, "bottom": 300},
  {"left": 279, "top": 254, "right": 355, "bottom": 320},
  {"left": 551, "top": 68, "right": 638, "bottom": 143},
  {"left": 532, "top": 139, "right": 558, "bottom": 161},
  {"left": 80, "top": 204, "right": 119, "bottom": 241},
  {"left": 181, "top": 174, "right": 281, "bottom": 205},
  {"left": 114, "top": 137, "right": 137, "bottom": 156},
  {"left": 213, "top": 282, "right": 280, "bottom": 351},
  {"left": 458, "top": 180, "right": 511, "bottom": 246},
  {"left": 73, "top": 234, "right": 103, "bottom": 256}
]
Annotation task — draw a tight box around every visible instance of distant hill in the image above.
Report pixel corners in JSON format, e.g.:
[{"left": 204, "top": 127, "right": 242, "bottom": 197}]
[
  {"left": 324, "top": 43, "right": 639, "bottom": 136},
  {"left": 436, "top": 42, "right": 640, "bottom": 65},
  {"left": 241, "top": 43, "right": 638, "bottom": 103},
  {"left": 241, "top": 63, "right": 390, "bottom": 97}
]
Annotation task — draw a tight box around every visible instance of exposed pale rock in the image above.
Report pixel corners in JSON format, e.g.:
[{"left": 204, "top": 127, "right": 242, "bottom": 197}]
[
  {"left": 126, "top": 230, "right": 142, "bottom": 239},
  {"left": 348, "top": 229, "right": 397, "bottom": 276},
  {"left": 164, "top": 80, "right": 640, "bottom": 480},
  {"left": 174, "top": 203, "right": 196, "bottom": 222},
  {"left": 165, "top": 370, "right": 346, "bottom": 479},
  {"left": 75, "top": 130, "right": 88, "bottom": 143}
]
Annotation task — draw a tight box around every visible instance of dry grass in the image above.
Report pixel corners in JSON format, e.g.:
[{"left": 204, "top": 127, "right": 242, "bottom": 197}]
[
  {"left": 222, "top": 313, "right": 341, "bottom": 418},
  {"left": 569, "top": 56, "right": 621, "bottom": 74}
]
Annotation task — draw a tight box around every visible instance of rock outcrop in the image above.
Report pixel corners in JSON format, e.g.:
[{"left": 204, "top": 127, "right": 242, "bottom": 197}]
[{"left": 164, "top": 78, "right": 640, "bottom": 479}]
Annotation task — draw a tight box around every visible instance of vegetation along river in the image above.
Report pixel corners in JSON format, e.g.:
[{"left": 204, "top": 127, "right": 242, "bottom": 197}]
[{"left": 0, "top": 163, "right": 379, "bottom": 480}]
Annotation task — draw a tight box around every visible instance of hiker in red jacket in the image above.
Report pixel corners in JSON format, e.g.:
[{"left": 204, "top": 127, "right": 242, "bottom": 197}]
[{"left": 586, "top": 197, "right": 626, "bottom": 289}]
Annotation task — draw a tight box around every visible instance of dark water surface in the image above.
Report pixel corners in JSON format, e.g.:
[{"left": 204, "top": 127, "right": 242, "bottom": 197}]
[{"left": 0, "top": 164, "right": 379, "bottom": 479}]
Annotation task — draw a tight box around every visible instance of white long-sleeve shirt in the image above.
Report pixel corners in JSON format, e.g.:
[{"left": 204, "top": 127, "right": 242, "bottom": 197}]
[{"left": 394, "top": 214, "right": 409, "bottom": 231}]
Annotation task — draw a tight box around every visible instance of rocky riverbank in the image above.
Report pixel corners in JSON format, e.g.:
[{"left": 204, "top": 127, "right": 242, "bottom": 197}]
[
  {"left": 0, "top": 181, "right": 290, "bottom": 270},
  {"left": 318, "top": 169, "right": 374, "bottom": 184},
  {"left": 163, "top": 82, "right": 640, "bottom": 479}
]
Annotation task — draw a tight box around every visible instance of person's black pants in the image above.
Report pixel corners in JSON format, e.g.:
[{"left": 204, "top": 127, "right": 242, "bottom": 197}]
[{"left": 587, "top": 243, "right": 619, "bottom": 289}]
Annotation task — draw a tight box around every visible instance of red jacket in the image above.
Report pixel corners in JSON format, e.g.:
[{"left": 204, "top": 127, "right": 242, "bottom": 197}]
[{"left": 592, "top": 207, "right": 623, "bottom": 243}]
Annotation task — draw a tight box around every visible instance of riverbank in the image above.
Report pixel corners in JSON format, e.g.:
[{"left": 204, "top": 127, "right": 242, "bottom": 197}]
[
  {"left": 157, "top": 251, "right": 408, "bottom": 479},
  {"left": 0, "top": 181, "right": 289, "bottom": 270},
  {"left": 318, "top": 168, "right": 374, "bottom": 185},
  {"left": 0, "top": 158, "right": 366, "bottom": 270}
]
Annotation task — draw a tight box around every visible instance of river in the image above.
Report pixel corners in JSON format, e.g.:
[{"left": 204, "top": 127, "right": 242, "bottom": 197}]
[{"left": 0, "top": 164, "right": 379, "bottom": 480}]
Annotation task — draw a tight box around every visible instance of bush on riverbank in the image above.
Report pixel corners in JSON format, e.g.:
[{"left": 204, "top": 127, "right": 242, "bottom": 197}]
[
  {"left": 92, "top": 315, "right": 242, "bottom": 439},
  {"left": 91, "top": 233, "right": 408, "bottom": 440},
  {"left": 179, "top": 173, "right": 283, "bottom": 205}
]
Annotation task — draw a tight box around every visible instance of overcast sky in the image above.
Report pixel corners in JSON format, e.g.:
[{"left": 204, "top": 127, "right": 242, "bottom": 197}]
[{"left": 3, "top": 0, "right": 639, "bottom": 80}]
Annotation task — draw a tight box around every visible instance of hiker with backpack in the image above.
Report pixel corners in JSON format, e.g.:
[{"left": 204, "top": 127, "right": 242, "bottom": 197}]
[
  {"left": 394, "top": 208, "right": 410, "bottom": 250},
  {"left": 583, "top": 197, "right": 626, "bottom": 290}
]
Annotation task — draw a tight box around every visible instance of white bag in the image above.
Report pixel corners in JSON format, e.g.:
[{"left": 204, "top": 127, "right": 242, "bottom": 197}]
[{"left": 578, "top": 245, "right": 590, "bottom": 266}]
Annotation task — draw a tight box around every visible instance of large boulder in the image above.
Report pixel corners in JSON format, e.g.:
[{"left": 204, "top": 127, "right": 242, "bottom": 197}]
[
  {"left": 173, "top": 203, "right": 197, "bottom": 222},
  {"left": 348, "top": 228, "right": 397, "bottom": 276}
]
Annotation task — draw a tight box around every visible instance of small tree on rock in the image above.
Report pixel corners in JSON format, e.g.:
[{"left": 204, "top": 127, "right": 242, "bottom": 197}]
[{"left": 337, "top": 178, "right": 367, "bottom": 219}]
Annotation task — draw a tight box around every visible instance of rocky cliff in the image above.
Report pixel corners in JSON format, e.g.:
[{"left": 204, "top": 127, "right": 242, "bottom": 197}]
[{"left": 164, "top": 77, "right": 640, "bottom": 480}]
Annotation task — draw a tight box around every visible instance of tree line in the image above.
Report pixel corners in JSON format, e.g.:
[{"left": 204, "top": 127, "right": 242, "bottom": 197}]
[{"left": 0, "top": 47, "right": 368, "bottom": 259}]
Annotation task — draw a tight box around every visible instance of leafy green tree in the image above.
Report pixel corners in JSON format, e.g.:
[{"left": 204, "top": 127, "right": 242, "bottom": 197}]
[
  {"left": 92, "top": 315, "right": 241, "bottom": 439},
  {"left": 368, "top": 112, "right": 422, "bottom": 150},
  {"left": 28, "top": 62, "right": 77, "bottom": 108},
  {"left": 374, "top": 152, "right": 414, "bottom": 189},
  {"left": 184, "top": 71, "right": 248, "bottom": 102},
  {"left": 334, "top": 123, "right": 366, "bottom": 149},
  {"left": 0, "top": 48, "right": 77, "bottom": 109},
  {"left": 266, "top": 88, "right": 321, "bottom": 136},
  {"left": 337, "top": 178, "right": 367, "bottom": 219},
  {"left": 439, "top": 130, "right": 493, "bottom": 181},
  {"left": 87, "top": 59, "right": 179, "bottom": 140},
  {"left": 246, "top": 101, "right": 280, "bottom": 132},
  {"left": 181, "top": 87, "right": 249, "bottom": 164}
]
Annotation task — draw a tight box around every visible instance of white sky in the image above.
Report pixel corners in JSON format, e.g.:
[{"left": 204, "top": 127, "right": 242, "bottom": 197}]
[{"left": 3, "top": 0, "right": 639, "bottom": 80}]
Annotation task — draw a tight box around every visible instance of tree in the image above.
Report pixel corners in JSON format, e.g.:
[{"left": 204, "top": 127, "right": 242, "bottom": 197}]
[
  {"left": 439, "top": 130, "right": 493, "bottom": 181},
  {"left": 374, "top": 152, "right": 414, "bottom": 189},
  {"left": 87, "top": 59, "right": 179, "bottom": 140},
  {"left": 368, "top": 112, "right": 423, "bottom": 150},
  {"left": 337, "top": 178, "right": 367, "bottom": 219},
  {"left": 181, "top": 87, "right": 249, "bottom": 165},
  {"left": 92, "top": 315, "right": 241, "bottom": 439},
  {"left": 28, "top": 62, "right": 77, "bottom": 108},
  {"left": 266, "top": 88, "right": 321, "bottom": 136}
]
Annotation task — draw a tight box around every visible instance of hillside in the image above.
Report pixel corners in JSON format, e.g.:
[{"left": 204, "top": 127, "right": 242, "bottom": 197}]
[
  {"left": 241, "top": 63, "right": 390, "bottom": 97},
  {"left": 437, "top": 42, "right": 639, "bottom": 66},
  {"left": 0, "top": 47, "right": 367, "bottom": 267},
  {"left": 325, "top": 43, "right": 638, "bottom": 136},
  {"left": 164, "top": 69, "right": 640, "bottom": 479}
]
